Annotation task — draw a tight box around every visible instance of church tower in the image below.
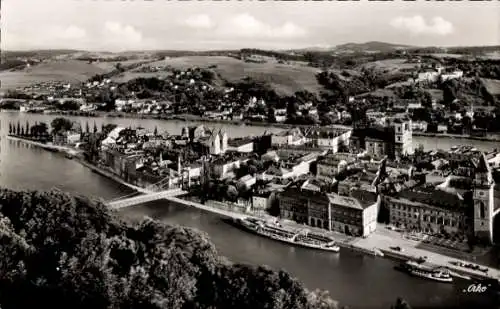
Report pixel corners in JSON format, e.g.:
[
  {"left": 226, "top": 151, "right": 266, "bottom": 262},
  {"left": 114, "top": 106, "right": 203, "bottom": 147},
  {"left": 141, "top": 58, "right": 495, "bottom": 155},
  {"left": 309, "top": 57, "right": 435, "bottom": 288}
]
[{"left": 472, "top": 153, "right": 495, "bottom": 244}]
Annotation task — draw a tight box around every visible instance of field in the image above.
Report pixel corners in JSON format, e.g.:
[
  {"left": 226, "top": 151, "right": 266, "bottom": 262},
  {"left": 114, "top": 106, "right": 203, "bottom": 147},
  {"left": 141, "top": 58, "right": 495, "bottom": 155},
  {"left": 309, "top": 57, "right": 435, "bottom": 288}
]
[
  {"left": 158, "top": 56, "right": 323, "bottom": 96},
  {"left": 359, "top": 58, "right": 418, "bottom": 73},
  {"left": 0, "top": 60, "right": 108, "bottom": 90},
  {"left": 481, "top": 78, "right": 500, "bottom": 96}
]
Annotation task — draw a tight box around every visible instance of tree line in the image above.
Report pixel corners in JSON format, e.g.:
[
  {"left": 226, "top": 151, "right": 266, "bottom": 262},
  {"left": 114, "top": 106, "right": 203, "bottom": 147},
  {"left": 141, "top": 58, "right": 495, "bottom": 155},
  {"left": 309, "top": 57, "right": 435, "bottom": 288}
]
[{"left": 0, "top": 188, "right": 412, "bottom": 309}]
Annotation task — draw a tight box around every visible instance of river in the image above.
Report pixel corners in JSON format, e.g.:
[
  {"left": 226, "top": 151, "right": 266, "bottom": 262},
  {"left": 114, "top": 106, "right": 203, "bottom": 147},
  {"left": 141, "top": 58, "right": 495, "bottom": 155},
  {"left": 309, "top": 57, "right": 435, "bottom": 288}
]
[{"left": 0, "top": 112, "right": 498, "bottom": 309}]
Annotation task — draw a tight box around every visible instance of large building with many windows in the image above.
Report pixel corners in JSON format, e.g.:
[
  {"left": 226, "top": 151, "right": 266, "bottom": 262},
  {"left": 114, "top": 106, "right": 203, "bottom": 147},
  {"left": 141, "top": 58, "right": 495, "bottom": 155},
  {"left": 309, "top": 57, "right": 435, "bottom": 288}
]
[
  {"left": 383, "top": 153, "right": 500, "bottom": 244},
  {"left": 278, "top": 180, "right": 379, "bottom": 237}
]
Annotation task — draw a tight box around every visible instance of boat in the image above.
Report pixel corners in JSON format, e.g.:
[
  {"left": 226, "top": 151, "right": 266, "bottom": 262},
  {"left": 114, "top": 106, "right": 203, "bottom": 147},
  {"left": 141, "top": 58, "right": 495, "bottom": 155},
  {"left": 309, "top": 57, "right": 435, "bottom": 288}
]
[
  {"left": 396, "top": 261, "right": 453, "bottom": 283},
  {"left": 225, "top": 217, "right": 340, "bottom": 253}
]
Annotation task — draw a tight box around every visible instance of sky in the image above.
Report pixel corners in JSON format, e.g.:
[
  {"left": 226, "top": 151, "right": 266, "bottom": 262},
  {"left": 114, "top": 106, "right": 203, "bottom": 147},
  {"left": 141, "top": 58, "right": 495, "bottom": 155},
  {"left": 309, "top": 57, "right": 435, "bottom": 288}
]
[{"left": 2, "top": 0, "right": 499, "bottom": 51}]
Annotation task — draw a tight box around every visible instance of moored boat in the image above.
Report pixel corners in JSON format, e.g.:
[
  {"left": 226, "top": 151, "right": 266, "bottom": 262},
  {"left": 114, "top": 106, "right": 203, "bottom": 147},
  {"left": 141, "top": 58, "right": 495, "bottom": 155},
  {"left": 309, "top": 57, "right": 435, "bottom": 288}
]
[
  {"left": 396, "top": 261, "right": 453, "bottom": 283},
  {"left": 225, "top": 217, "right": 340, "bottom": 252}
]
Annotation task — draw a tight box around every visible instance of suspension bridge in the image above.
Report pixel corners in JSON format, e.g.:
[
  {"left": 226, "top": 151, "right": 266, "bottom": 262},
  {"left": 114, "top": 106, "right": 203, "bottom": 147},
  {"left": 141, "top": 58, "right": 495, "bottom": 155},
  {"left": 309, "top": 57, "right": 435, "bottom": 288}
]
[{"left": 104, "top": 175, "right": 188, "bottom": 209}]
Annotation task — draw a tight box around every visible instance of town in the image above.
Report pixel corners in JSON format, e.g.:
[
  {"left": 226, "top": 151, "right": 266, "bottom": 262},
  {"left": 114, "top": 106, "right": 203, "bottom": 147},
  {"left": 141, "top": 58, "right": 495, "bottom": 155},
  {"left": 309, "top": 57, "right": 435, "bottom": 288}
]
[
  {"left": 7, "top": 111, "right": 500, "bottom": 260},
  {"left": 2, "top": 50, "right": 500, "bottom": 139}
]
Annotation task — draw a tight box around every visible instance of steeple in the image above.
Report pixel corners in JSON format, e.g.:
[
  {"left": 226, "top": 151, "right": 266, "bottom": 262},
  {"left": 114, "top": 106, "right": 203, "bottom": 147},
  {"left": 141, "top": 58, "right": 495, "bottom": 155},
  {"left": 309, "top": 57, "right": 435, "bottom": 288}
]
[{"left": 474, "top": 152, "right": 493, "bottom": 187}]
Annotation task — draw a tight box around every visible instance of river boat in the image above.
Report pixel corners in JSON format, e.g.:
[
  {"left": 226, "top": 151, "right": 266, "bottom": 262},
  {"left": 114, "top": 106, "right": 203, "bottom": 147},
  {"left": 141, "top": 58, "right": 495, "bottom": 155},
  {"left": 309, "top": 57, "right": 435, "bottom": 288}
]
[
  {"left": 226, "top": 217, "right": 340, "bottom": 253},
  {"left": 396, "top": 261, "right": 453, "bottom": 283}
]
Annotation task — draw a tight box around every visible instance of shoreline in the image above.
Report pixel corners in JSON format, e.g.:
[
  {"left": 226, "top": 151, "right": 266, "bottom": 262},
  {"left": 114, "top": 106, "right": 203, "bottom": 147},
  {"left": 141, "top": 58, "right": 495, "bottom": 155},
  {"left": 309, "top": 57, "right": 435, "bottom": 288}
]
[
  {"left": 8, "top": 135, "right": 500, "bottom": 282},
  {"left": 7, "top": 109, "right": 500, "bottom": 142},
  {"left": 413, "top": 132, "right": 500, "bottom": 143}
]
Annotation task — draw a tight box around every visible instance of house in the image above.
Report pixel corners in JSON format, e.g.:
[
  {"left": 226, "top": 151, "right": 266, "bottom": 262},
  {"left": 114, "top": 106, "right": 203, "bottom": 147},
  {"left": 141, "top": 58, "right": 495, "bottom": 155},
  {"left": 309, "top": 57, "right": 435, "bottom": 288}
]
[
  {"left": 274, "top": 108, "right": 287, "bottom": 123},
  {"left": 487, "top": 152, "right": 500, "bottom": 168},
  {"left": 211, "top": 156, "right": 243, "bottom": 179},
  {"left": 441, "top": 69, "right": 464, "bottom": 81},
  {"left": 317, "top": 152, "right": 357, "bottom": 178},
  {"left": 271, "top": 128, "right": 306, "bottom": 146},
  {"left": 306, "top": 126, "right": 352, "bottom": 153},
  {"left": 238, "top": 174, "right": 256, "bottom": 188},
  {"left": 227, "top": 137, "right": 254, "bottom": 153},
  {"left": 252, "top": 191, "right": 272, "bottom": 215},
  {"left": 53, "top": 131, "right": 81, "bottom": 145}
]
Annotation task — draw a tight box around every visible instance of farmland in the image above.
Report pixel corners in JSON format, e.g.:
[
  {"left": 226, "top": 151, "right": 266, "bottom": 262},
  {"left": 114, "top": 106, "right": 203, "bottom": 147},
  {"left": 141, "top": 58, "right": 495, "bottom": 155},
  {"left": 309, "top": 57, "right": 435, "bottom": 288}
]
[
  {"left": 0, "top": 60, "right": 109, "bottom": 90},
  {"left": 359, "top": 58, "right": 418, "bottom": 73},
  {"left": 158, "top": 56, "right": 323, "bottom": 96}
]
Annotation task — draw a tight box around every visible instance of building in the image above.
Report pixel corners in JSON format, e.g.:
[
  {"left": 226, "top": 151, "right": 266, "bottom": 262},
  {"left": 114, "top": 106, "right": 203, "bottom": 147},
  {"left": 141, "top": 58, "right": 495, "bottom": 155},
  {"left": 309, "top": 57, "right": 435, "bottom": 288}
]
[
  {"left": 271, "top": 128, "right": 306, "bottom": 146},
  {"left": 278, "top": 181, "right": 379, "bottom": 237},
  {"left": 227, "top": 137, "right": 254, "bottom": 153},
  {"left": 305, "top": 126, "right": 352, "bottom": 153},
  {"left": 350, "top": 116, "right": 412, "bottom": 159},
  {"left": 316, "top": 152, "right": 356, "bottom": 178},
  {"left": 199, "top": 129, "right": 228, "bottom": 155},
  {"left": 383, "top": 153, "right": 500, "bottom": 244},
  {"left": 53, "top": 131, "right": 81, "bottom": 145}
]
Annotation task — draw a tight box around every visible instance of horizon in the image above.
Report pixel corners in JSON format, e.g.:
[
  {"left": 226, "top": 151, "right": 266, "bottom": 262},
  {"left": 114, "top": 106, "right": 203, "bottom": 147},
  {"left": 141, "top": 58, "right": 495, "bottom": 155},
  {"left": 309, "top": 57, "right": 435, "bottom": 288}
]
[
  {"left": 2, "top": 0, "right": 499, "bottom": 52},
  {"left": 4, "top": 41, "right": 500, "bottom": 54}
]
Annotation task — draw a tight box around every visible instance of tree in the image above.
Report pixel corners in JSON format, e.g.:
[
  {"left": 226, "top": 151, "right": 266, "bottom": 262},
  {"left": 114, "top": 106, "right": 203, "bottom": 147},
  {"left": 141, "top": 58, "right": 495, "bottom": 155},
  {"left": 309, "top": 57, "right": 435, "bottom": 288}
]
[
  {"left": 50, "top": 117, "right": 73, "bottom": 134},
  {"left": 268, "top": 107, "right": 277, "bottom": 123},
  {"left": 93, "top": 121, "right": 98, "bottom": 134},
  {"left": 25, "top": 121, "right": 30, "bottom": 137},
  {"left": 16, "top": 122, "right": 21, "bottom": 136},
  {"left": 8, "top": 122, "right": 12, "bottom": 134},
  {"left": 154, "top": 126, "right": 158, "bottom": 136},
  {"left": 0, "top": 188, "right": 340, "bottom": 309},
  {"left": 226, "top": 185, "right": 239, "bottom": 202},
  {"left": 85, "top": 121, "right": 90, "bottom": 134}
]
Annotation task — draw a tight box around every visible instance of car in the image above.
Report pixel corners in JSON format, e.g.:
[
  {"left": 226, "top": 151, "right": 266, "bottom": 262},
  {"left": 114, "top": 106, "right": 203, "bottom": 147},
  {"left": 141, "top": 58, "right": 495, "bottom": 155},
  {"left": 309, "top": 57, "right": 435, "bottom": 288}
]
[{"left": 390, "top": 246, "right": 403, "bottom": 252}]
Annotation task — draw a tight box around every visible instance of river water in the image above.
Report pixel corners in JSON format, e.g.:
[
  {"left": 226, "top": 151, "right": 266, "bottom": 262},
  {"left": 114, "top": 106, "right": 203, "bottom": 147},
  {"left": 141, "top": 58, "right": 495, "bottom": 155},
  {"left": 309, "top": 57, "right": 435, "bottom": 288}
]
[{"left": 0, "top": 112, "right": 498, "bottom": 309}]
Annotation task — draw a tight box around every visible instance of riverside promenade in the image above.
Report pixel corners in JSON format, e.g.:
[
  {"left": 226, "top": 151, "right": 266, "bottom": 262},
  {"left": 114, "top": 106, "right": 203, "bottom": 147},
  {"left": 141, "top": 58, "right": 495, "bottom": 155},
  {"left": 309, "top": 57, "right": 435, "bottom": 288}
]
[{"left": 6, "top": 135, "right": 80, "bottom": 155}]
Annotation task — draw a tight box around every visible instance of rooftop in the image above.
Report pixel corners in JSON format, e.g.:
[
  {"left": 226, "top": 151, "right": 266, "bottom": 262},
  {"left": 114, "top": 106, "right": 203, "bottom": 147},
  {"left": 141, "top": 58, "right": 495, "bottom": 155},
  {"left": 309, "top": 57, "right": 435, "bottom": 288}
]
[{"left": 228, "top": 137, "right": 254, "bottom": 147}]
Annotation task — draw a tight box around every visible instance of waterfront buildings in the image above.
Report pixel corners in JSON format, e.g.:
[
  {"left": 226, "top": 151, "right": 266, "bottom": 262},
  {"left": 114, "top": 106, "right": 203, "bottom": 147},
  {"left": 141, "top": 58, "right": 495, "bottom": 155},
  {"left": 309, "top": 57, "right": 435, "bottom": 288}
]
[
  {"left": 383, "top": 152, "right": 500, "bottom": 244},
  {"left": 278, "top": 179, "right": 379, "bottom": 237}
]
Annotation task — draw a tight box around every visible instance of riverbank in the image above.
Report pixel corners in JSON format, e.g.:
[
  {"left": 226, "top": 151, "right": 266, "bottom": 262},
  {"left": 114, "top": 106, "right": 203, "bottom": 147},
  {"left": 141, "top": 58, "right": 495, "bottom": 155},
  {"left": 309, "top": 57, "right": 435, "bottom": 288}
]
[
  {"left": 8, "top": 134, "right": 500, "bottom": 282},
  {"left": 171, "top": 196, "right": 500, "bottom": 282},
  {"left": 6, "top": 135, "right": 80, "bottom": 155},
  {"left": 413, "top": 132, "right": 500, "bottom": 143}
]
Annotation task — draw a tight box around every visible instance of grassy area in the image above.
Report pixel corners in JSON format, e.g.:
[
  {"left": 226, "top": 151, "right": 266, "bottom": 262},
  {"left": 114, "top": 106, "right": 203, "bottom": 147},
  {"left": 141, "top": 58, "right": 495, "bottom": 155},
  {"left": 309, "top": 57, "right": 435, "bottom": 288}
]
[
  {"left": 481, "top": 78, "right": 500, "bottom": 96},
  {"left": 359, "top": 58, "right": 418, "bottom": 73},
  {"left": 0, "top": 60, "right": 108, "bottom": 90},
  {"left": 157, "top": 56, "right": 323, "bottom": 96}
]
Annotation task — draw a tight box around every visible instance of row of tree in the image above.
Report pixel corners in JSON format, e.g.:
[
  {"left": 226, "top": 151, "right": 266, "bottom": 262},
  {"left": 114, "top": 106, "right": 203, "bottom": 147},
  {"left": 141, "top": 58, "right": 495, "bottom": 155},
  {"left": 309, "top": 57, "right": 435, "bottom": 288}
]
[{"left": 8, "top": 121, "right": 49, "bottom": 140}]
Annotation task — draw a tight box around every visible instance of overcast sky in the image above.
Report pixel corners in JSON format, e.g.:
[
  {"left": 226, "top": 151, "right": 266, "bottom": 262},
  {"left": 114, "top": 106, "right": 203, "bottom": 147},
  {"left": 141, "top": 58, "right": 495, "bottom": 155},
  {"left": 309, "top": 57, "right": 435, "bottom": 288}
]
[{"left": 2, "top": 0, "right": 499, "bottom": 51}]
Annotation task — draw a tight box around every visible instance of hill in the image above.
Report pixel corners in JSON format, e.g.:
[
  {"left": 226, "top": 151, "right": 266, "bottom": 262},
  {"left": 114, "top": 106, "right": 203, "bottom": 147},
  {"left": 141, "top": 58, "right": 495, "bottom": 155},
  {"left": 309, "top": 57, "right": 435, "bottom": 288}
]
[
  {"left": 0, "top": 60, "right": 109, "bottom": 90},
  {"left": 128, "top": 56, "right": 323, "bottom": 96},
  {"left": 334, "top": 41, "right": 413, "bottom": 54}
]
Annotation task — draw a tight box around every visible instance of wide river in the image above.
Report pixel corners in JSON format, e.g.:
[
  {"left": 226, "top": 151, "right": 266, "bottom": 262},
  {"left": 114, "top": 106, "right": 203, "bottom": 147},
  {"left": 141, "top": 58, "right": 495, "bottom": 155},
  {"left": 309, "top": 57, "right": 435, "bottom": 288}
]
[{"left": 0, "top": 112, "right": 498, "bottom": 309}]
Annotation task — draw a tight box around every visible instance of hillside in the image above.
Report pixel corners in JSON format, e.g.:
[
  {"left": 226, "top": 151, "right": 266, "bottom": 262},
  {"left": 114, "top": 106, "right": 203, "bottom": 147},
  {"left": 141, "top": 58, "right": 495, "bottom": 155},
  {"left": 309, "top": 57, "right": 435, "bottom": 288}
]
[
  {"left": 334, "top": 41, "right": 412, "bottom": 53},
  {"left": 146, "top": 56, "right": 323, "bottom": 96},
  {"left": 0, "top": 60, "right": 109, "bottom": 90}
]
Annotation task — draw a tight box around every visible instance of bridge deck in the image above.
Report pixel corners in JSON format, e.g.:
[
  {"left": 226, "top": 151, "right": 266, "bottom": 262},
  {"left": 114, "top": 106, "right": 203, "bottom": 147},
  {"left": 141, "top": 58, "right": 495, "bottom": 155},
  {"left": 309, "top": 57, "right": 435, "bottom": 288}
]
[{"left": 107, "top": 188, "right": 187, "bottom": 209}]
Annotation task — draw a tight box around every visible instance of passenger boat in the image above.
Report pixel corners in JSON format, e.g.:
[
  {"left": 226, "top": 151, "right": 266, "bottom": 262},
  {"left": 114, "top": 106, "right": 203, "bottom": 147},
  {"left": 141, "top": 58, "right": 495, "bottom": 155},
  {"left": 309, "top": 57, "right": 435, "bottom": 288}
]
[
  {"left": 396, "top": 261, "right": 453, "bottom": 283},
  {"left": 226, "top": 217, "right": 340, "bottom": 252}
]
